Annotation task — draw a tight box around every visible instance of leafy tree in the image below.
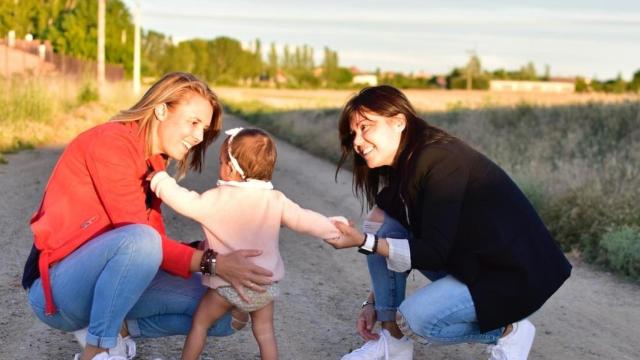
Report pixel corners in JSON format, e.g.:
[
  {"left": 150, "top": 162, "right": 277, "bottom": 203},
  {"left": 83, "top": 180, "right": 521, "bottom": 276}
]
[
  {"left": 322, "top": 47, "right": 339, "bottom": 85},
  {"left": 543, "top": 64, "right": 551, "bottom": 81},
  {"left": 628, "top": 70, "right": 640, "bottom": 92},
  {"left": 575, "top": 77, "right": 590, "bottom": 93},
  {"left": 267, "top": 42, "right": 278, "bottom": 79},
  {"left": 141, "top": 30, "right": 171, "bottom": 76},
  {"left": 607, "top": 73, "right": 627, "bottom": 93},
  {"left": 519, "top": 62, "right": 537, "bottom": 80},
  {"left": 1, "top": 0, "right": 133, "bottom": 73},
  {"left": 44, "top": 0, "right": 134, "bottom": 72}
]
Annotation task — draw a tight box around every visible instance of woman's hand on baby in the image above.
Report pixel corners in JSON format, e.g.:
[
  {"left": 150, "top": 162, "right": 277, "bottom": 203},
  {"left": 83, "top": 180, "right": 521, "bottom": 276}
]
[
  {"left": 324, "top": 221, "right": 364, "bottom": 249},
  {"left": 216, "top": 250, "right": 273, "bottom": 303}
]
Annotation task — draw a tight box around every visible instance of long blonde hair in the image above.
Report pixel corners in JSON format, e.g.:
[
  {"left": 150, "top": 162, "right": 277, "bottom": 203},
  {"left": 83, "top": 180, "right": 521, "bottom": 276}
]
[{"left": 110, "top": 72, "right": 222, "bottom": 178}]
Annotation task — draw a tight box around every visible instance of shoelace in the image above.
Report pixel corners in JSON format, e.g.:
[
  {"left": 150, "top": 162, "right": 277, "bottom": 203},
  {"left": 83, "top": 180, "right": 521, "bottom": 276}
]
[
  {"left": 350, "top": 331, "right": 390, "bottom": 360},
  {"left": 123, "top": 337, "right": 136, "bottom": 359},
  {"left": 486, "top": 344, "right": 508, "bottom": 360}
]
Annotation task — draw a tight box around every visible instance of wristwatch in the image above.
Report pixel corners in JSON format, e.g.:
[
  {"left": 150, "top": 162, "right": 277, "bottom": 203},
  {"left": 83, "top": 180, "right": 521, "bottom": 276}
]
[
  {"left": 358, "top": 233, "right": 378, "bottom": 255},
  {"left": 199, "top": 249, "right": 217, "bottom": 276},
  {"left": 361, "top": 300, "right": 375, "bottom": 308}
]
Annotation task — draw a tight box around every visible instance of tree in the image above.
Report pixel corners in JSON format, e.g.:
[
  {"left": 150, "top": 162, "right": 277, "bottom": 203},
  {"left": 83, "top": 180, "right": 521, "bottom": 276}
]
[
  {"left": 283, "top": 45, "right": 291, "bottom": 69},
  {"left": 607, "top": 73, "right": 627, "bottom": 93},
  {"left": 543, "top": 64, "right": 551, "bottom": 81},
  {"left": 44, "top": 0, "right": 134, "bottom": 72},
  {"left": 519, "top": 62, "right": 537, "bottom": 80},
  {"left": 141, "top": 30, "right": 170, "bottom": 76},
  {"left": 628, "top": 70, "right": 640, "bottom": 92},
  {"left": 0, "top": 0, "right": 134, "bottom": 73},
  {"left": 322, "top": 47, "right": 339, "bottom": 85},
  {"left": 575, "top": 77, "right": 590, "bottom": 93},
  {"left": 267, "top": 42, "right": 278, "bottom": 79}
]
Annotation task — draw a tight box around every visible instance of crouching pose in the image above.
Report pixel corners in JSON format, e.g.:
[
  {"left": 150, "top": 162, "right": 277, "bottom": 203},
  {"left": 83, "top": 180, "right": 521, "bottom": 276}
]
[{"left": 326, "top": 85, "right": 572, "bottom": 360}]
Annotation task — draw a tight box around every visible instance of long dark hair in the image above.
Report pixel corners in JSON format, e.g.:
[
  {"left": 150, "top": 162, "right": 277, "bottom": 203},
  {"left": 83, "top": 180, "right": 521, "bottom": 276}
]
[{"left": 336, "top": 85, "right": 453, "bottom": 209}]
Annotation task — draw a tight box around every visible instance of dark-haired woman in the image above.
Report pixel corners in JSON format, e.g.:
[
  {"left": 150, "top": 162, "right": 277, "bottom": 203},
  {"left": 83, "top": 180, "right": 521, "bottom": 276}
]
[{"left": 326, "top": 85, "right": 571, "bottom": 360}]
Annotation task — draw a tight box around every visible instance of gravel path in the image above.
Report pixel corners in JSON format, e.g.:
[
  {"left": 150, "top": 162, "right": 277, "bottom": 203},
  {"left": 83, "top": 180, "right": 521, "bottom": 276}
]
[{"left": 1, "top": 114, "right": 638, "bottom": 359}]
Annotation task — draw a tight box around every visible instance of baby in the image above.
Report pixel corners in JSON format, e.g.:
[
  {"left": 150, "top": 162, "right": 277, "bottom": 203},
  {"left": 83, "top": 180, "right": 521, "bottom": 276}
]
[{"left": 150, "top": 127, "right": 345, "bottom": 360}]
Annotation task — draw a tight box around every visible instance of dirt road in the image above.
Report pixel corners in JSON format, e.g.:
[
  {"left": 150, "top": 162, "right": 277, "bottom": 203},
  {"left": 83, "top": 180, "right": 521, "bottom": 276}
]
[{"left": 1, "top": 114, "right": 638, "bottom": 359}]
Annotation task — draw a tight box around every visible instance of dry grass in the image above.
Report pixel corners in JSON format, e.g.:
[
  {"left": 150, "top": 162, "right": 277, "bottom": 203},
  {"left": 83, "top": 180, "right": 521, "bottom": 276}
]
[
  {"left": 0, "top": 76, "right": 135, "bottom": 163},
  {"left": 216, "top": 86, "right": 640, "bottom": 112}
]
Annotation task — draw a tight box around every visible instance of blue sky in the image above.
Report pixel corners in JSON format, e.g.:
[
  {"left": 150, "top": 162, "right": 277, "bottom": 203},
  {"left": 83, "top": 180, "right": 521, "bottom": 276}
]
[{"left": 123, "top": 0, "right": 640, "bottom": 80}]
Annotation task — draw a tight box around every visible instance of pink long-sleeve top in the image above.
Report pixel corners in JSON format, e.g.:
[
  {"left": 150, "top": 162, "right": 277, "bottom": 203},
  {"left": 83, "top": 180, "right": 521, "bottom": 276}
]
[{"left": 150, "top": 171, "right": 341, "bottom": 288}]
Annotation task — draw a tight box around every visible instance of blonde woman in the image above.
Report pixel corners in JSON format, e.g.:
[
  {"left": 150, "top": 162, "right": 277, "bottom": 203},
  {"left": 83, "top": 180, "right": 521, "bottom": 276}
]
[{"left": 22, "top": 72, "right": 272, "bottom": 360}]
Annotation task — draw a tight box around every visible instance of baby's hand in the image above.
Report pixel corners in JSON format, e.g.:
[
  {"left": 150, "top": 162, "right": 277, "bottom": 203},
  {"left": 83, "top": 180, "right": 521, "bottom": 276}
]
[
  {"left": 325, "top": 216, "right": 349, "bottom": 242},
  {"left": 328, "top": 216, "right": 349, "bottom": 226}
]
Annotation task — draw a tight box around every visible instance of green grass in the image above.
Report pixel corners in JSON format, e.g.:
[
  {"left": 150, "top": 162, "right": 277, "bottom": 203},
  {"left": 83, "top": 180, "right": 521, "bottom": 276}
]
[
  {"left": 226, "top": 99, "right": 640, "bottom": 280},
  {"left": 0, "top": 77, "right": 62, "bottom": 158}
]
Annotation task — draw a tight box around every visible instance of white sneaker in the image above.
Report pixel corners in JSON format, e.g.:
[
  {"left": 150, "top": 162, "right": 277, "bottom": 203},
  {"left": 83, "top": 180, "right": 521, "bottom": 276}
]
[
  {"left": 109, "top": 335, "right": 136, "bottom": 359},
  {"left": 487, "top": 319, "right": 536, "bottom": 360},
  {"left": 72, "top": 352, "right": 127, "bottom": 360},
  {"left": 73, "top": 328, "right": 136, "bottom": 359},
  {"left": 341, "top": 329, "right": 413, "bottom": 360}
]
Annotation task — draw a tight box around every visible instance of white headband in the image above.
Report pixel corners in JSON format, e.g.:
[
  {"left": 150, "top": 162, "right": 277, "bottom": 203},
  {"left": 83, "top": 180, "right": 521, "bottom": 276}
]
[{"left": 225, "top": 127, "right": 246, "bottom": 179}]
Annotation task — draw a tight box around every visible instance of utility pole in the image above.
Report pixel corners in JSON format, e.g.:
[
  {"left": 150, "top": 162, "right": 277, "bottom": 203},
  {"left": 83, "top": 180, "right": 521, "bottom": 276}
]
[
  {"left": 133, "top": 1, "right": 141, "bottom": 95},
  {"left": 465, "top": 49, "right": 476, "bottom": 91},
  {"left": 97, "top": 0, "right": 106, "bottom": 97}
]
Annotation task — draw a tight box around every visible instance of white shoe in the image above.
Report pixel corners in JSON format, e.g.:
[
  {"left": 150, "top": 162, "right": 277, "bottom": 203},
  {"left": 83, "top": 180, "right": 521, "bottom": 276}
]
[
  {"left": 487, "top": 319, "right": 536, "bottom": 360},
  {"left": 110, "top": 335, "right": 136, "bottom": 359},
  {"left": 341, "top": 329, "right": 413, "bottom": 360},
  {"left": 72, "top": 352, "right": 127, "bottom": 360},
  {"left": 73, "top": 328, "right": 136, "bottom": 359}
]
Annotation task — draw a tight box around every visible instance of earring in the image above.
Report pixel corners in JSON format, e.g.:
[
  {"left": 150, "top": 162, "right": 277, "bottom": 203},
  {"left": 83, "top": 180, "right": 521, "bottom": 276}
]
[{"left": 155, "top": 104, "right": 166, "bottom": 120}]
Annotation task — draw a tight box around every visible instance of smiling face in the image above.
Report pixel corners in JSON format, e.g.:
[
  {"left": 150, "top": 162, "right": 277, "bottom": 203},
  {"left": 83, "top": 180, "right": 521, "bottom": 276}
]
[
  {"left": 152, "top": 93, "right": 213, "bottom": 160},
  {"left": 349, "top": 109, "right": 406, "bottom": 168}
]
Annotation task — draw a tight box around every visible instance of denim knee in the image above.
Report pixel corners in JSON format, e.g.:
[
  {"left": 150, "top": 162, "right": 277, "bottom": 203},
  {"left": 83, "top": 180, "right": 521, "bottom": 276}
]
[
  {"left": 397, "top": 295, "right": 435, "bottom": 344},
  {"left": 118, "top": 224, "right": 162, "bottom": 270},
  {"left": 376, "top": 212, "right": 409, "bottom": 239}
]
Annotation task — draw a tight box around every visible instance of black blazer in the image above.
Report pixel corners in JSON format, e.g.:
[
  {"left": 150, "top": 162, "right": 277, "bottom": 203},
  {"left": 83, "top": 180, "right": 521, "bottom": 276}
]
[{"left": 376, "top": 138, "right": 572, "bottom": 332}]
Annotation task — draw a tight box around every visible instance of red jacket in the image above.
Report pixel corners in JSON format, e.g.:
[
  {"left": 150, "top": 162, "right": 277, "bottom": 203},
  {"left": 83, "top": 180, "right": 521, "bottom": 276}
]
[{"left": 30, "top": 121, "right": 195, "bottom": 315}]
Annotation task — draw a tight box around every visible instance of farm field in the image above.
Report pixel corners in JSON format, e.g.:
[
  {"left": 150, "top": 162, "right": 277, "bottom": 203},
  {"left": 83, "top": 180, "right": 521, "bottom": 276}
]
[{"left": 216, "top": 86, "right": 640, "bottom": 111}]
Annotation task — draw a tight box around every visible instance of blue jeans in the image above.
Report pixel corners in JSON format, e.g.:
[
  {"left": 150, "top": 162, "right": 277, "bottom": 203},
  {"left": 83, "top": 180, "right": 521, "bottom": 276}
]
[
  {"left": 27, "top": 224, "right": 233, "bottom": 349},
  {"left": 367, "top": 213, "right": 503, "bottom": 345}
]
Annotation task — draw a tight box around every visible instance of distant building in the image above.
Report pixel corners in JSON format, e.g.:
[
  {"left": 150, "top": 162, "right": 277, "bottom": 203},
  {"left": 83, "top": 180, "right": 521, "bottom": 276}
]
[
  {"left": 411, "top": 70, "right": 431, "bottom": 79},
  {"left": 352, "top": 74, "right": 378, "bottom": 86},
  {"left": 490, "top": 80, "right": 575, "bottom": 93}
]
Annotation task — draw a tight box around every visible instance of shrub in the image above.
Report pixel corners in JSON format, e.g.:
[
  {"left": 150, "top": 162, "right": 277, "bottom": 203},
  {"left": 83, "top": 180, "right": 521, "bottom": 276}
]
[
  {"left": 599, "top": 226, "right": 640, "bottom": 278},
  {"left": 77, "top": 82, "right": 99, "bottom": 104}
]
